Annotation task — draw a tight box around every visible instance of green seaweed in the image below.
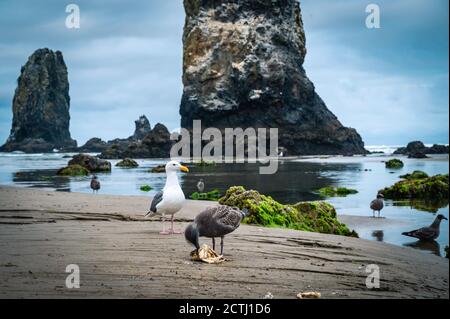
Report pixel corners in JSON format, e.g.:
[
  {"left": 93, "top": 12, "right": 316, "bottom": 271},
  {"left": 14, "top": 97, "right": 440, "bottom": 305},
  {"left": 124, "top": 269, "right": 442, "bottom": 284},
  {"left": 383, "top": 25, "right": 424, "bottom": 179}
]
[
  {"left": 57, "top": 165, "right": 90, "bottom": 176},
  {"left": 317, "top": 186, "right": 358, "bottom": 197},
  {"left": 380, "top": 174, "right": 449, "bottom": 201},
  {"left": 399, "top": 170, "right": 429, "bottom": 180},
  {"left": 218, "top": 186, "right": 358, "bottom": 237},
  {"left": 385, "top": 159, "right": 404, "bottom": 169},
  {"left": 190, "top": 189, "right": 221, "bottom": 201},
  {"left": 140, "top": 185, "right": 153, "bottom": 192}
]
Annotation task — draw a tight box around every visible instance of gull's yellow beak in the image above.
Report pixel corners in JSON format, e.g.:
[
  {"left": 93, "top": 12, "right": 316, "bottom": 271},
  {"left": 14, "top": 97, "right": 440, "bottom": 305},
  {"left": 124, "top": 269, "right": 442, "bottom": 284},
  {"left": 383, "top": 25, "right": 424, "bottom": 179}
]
[{"left": 180, "top": 165, "right": 189, "bottom": 173}]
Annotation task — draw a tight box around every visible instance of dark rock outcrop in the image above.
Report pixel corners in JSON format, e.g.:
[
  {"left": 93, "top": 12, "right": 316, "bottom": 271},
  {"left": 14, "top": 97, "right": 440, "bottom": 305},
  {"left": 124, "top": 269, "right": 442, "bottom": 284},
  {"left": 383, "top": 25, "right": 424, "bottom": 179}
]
[
  {"left": 132, "top": 115, "right": 152, "bottom": 140},
  {"left": 179, "top": 0, "right": 366, "bottom": 156},
  {"left": 77, "top": 138, "right": 109, "bottom": 153},
  {"left": 394, "top": 141, "right": 449, "bottom": 156},
  {"left": 68, "top": 154, "right": 111, "bottom": 172},
  {"left": 0, "top": 48, "right": 77, "bottom": 153},
  {"left": 98, "top": 116, "right": 174, "bottom": 159}
]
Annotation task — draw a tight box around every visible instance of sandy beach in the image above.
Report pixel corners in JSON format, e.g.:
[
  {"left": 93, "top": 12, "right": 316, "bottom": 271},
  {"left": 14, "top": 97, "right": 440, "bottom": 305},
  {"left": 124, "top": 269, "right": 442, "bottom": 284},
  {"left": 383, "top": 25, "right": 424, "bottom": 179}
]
[{"left": 0, "top": 186, "right": 448, "bottom": 299}]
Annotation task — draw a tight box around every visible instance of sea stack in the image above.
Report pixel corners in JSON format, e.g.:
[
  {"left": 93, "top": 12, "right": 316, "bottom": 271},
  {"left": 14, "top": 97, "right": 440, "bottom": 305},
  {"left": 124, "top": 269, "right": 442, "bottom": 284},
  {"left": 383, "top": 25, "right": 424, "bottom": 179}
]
[
  {"left": 0, "top": 48, "right": 77, "bottom": 153},
  {"left": 180, "top": 0, "right": 366, "bottom": 155}
]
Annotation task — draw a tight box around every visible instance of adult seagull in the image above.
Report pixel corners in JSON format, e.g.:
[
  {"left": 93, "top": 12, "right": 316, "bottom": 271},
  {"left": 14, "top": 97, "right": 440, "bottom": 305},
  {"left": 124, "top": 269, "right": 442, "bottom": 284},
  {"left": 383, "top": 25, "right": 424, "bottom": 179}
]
[
  {"left": 402, "top": 214, "right": 448, "bottom": 241},
  {"left": 145, "top": 161, "right": 189, "bottom": 234}
]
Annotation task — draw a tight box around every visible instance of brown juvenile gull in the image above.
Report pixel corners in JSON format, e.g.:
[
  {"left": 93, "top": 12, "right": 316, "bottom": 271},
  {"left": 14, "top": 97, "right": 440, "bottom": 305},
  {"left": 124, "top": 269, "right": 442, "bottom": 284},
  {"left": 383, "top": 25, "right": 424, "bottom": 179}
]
[
  {"left": 144, "top": 161, "right": 189, "bottom": 235},
  {"left": 90, "top": 175, "right": 100, "bottom": 194},
  {"left": 402, "top": 214, "right": 448, "bottom": 241},
  {"left": 370, "top": 193, "right": 384, "bottom": 218},
  {"left": 185, "top": 205, "right": 248, "bottom": 255}
]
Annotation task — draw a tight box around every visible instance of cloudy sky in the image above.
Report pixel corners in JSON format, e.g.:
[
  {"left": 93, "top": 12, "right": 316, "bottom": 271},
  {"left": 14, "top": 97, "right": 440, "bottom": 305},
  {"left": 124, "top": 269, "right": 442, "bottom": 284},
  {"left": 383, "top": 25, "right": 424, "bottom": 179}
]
[{"left": 0, "top": 0, "right": 448, "bottom": 146}]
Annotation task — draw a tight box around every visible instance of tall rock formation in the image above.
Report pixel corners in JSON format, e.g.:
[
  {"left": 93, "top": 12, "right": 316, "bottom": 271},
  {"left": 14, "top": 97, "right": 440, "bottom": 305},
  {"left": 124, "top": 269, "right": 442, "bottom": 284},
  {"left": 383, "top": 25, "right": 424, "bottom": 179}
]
[
  {"left": 0, "top": 48, "right": 77, "bottom": 153},
  {"left": 132, "top": 115, "right": 152, "bottom": 140},
  {"left": 180, "top": 0, "right": 366, "bottom": 155}
]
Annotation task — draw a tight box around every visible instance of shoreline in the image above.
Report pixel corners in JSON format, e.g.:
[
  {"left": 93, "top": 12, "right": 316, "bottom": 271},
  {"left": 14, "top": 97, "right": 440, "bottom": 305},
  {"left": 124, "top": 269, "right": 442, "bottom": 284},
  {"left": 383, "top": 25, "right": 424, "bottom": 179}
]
[{"left": 0, "top": 186, "right": 448, "bottom": 298}]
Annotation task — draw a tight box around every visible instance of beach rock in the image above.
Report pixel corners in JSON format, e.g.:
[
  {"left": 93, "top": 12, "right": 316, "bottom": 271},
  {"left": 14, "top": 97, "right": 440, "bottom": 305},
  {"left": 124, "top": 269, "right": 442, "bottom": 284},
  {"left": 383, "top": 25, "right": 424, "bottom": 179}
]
[
  {"left": 380, "top": 174, "right": 449, "bottom": 201},
  {"left": 394, "top": 141, "right": 449, "bottom": 156},
  {"left": 399, "top": 171, "right": 429, "bottom": 180},
  {"left": 385, "top": 159, "right": 404, "bottom": 169},
  {"left": 179, "top": 0, "right": 366, "bottom": 156},
  {"left": 78, "top": 138, "right": 109, "bottom": 153},
  {"left": 219, "top": 186, "right": 358, "bottom": 237},
  {"left": 0, "top": 48, "right": 77, "bottom": 153},
  {"left": 57, "top": 164, "right": 90, "bottom": 176},
  {"left": 69, "top": 153, "right": 111, "bottom": 172},
  {"left": 408, "top": 152, "right": 429, "bottom": 159},
  {"left": 116, "top": 158, "right": 139, "bottom": 168},
  {"left": 149, "top": 165, "right": 166, "bottom": 173}
]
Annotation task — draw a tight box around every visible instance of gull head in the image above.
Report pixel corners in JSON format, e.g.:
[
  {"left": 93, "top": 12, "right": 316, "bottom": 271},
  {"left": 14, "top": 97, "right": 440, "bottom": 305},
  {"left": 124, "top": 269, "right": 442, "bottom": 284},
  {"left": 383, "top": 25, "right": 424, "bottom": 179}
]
[
  {"left": 165, "top": 160, "right": 189, "bottom": 173},
  {"left": 437, "top": 214, "right": 448, "bottom": 221}
]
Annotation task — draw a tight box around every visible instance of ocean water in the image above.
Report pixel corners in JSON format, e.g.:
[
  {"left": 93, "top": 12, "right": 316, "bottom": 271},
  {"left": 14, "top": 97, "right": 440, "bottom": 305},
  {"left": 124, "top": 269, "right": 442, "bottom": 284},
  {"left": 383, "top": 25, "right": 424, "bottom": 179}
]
[{"left": 0, "top": 151, "right": 448, "bottom": 257}]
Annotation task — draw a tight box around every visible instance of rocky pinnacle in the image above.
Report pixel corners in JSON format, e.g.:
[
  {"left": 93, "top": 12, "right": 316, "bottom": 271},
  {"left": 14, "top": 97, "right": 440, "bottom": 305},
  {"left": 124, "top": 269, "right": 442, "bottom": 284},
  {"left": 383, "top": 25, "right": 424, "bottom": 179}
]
[
  {"left": 0, "top": 48, "right": 77, "bottom": 153},
  {"left": 180, "top": 0, "right": 366, "bottom": 155}
]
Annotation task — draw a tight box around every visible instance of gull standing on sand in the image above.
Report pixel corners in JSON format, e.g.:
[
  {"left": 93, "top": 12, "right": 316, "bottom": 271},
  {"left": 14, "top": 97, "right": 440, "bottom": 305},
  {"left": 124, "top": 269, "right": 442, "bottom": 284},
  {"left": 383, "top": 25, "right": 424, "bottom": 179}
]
[
  {"left": 90, "top": 175, "right": 100, "bottom": 194},
  {"left": 185, "top": 205, "right": 248, "bottom": 255},
  {"left": 402, "top": 214, "right": 448, "bottom": 241},
  {"left": 370, "top": 193, "right": 384, "bottom": 218},
  {"left": 145, "top": 161, "right": 189, "bottom": 235}
]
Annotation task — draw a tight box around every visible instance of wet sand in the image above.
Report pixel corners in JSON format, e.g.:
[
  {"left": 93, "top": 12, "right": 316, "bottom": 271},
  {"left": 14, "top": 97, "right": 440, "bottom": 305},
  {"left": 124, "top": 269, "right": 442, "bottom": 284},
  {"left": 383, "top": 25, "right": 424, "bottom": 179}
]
[{"left": 0, "top": 186, "right": 448, "bottom": 299}]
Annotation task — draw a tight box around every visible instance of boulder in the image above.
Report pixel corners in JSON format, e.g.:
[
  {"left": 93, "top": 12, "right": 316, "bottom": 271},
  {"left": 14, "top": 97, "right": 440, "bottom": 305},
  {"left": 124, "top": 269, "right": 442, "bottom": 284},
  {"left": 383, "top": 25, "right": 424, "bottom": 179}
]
[
  {"left": 57, "top": 164, "right": 90, "bottom": 176},
  {"left": 69, "top": 154, "right": 111, "bottom": 172},
  {"left": 116, "top": 158, "right": 139, "bottom": 168}
]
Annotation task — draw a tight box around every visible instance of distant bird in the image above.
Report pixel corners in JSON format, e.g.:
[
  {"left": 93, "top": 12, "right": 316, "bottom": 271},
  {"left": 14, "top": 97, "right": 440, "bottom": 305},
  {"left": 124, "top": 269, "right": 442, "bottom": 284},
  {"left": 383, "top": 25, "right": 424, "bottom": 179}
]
[
  {"left": 402, "top": 214, "right": 448, "bottom": 241},
  {"left": 371, "top": 230, "right": 384, "bottom": 242},
  {"left": 370, "top": 193, "right": 384, "bottom": 218},
  {"left": 196, "top": 179, "right": 205, "bottom": 193},
  {"left": 185, "top": 205, "right": 248, "bottom": 255},
  {"left": 145, "top": 161, "right": 189, "bottom": 235},
  {"left": 90, "top": 175, "right": 100, "bottom": 194}
]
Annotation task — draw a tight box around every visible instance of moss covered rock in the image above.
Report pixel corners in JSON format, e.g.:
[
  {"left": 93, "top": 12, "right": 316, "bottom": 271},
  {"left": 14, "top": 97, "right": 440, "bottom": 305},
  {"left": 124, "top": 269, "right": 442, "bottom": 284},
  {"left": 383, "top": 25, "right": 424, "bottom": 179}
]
[
  {"left": 57, "top": 164, "right": 90, "bottom": 176},
  {"left": 149, "top": 165, "right": 165, "bottom": 173},
  {"left": 385, "top": 159, "right": 404, "bottom": 169},
  {"left": 380, "top": 174, "right": 449, "bottom": 200},
  {"left": 218, "top": 186, "right": 357, "bottom": 237},
  {"left": 190, "top": 189, "right": 221, "bottom": 201},
  {"left": 399, "top": 170, "right": 428, "bottom": 180},
  {"left": 317, "top": 186, "right": 358, "bottom": 197},
  {"left": 116, "top": 158, "right": 139, "bottom": 168}
]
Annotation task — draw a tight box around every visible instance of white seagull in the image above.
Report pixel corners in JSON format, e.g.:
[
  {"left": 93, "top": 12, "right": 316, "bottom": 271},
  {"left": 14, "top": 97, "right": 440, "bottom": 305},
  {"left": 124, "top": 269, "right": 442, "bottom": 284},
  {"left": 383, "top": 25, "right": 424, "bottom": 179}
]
[{"left": 145, "top": 160, "right": 189, "bottom": 234}]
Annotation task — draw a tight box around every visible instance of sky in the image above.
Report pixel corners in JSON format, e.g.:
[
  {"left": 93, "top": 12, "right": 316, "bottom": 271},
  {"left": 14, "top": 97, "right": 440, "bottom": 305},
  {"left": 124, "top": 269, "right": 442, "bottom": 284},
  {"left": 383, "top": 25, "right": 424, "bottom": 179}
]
[{"left": 0, "top": 0, "right": 448, "bottom": 146}]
